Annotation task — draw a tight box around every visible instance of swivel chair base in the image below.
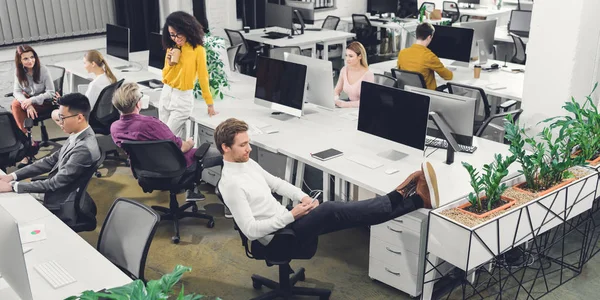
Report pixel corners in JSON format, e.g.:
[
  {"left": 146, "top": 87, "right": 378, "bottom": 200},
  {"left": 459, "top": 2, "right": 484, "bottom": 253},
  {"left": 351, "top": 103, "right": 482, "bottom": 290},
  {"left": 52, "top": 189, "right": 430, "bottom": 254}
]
[
  {"left": 152, "top": 192, "right": 215, "bottom": 244},
  {"left": 250, "top": 265, "right": 331, "bottom": 300}
]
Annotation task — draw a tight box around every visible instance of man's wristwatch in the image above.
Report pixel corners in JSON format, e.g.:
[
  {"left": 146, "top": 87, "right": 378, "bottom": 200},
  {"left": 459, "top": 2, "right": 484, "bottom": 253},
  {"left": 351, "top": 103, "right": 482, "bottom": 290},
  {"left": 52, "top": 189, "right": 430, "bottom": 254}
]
[{"left": 10, "top": 181, "right": 17, "bottom": 192}]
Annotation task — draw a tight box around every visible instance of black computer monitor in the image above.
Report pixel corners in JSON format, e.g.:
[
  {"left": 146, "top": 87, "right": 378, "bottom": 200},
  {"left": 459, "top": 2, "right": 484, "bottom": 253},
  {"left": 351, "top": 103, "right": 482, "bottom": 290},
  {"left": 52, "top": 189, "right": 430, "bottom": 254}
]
[
  {"left": 265, "top": 3, "right": 293, "bottom": 31},
  {"left": 106, "top": 24, "right": 129, "bottom": 62},
  {"left": 358, "top": 82, "right": 431, "bottom": 152},
  {"left": 397, "top": 0, "right": 419, "bottom": 18},
  {"left": 508, "top": 10, "right": 532, "bottom": 36},
  {"left": 254, "top": 56, "right": 307, "bottom": 118},
  {"left": 148, "top": 32, "right": 166, "bottom": 70},
  {"left": 428, "top": 25, "right": 474, "bottom": 63},
  {"left": 369, "top": 0, "right": 398, "bottom": 14},
  {"left": 285, "top": 0, "right": 315, "bottom": 25}
]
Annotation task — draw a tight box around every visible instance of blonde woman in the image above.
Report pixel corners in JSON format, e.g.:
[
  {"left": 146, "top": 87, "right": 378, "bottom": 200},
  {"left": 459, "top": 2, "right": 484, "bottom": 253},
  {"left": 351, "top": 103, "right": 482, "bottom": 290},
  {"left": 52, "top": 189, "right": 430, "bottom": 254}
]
[
  {"left": 51, "top": 50, "right": 117, "bottom": 125},
  {"left": 334, "top": 41, "right": 375, "bottom": 108}
]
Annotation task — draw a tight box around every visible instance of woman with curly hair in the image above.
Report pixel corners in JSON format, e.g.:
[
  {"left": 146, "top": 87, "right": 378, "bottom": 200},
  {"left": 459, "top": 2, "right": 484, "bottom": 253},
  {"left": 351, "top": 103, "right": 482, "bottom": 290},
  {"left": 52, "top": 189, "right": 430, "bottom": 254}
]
[{"left": 160, "top": 11, "right": 216, "bottom": 137}]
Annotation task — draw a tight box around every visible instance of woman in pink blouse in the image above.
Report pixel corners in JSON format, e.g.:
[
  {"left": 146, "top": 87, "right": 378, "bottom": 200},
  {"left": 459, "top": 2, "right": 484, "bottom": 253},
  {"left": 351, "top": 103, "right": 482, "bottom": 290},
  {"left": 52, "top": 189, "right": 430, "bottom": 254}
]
[{"left": 334, "top": 41, "right": 375, "bottom": 108}]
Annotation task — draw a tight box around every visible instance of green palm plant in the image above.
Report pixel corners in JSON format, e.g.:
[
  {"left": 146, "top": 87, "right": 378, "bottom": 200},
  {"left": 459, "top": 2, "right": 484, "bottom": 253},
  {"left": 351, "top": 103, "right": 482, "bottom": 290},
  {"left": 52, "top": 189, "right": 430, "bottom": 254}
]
[
  {"left": 462, "top": 153, "right": 516, "bottom": 211},
  {"left": 193, "top": 32, "right": 230, "bottom": 101}
]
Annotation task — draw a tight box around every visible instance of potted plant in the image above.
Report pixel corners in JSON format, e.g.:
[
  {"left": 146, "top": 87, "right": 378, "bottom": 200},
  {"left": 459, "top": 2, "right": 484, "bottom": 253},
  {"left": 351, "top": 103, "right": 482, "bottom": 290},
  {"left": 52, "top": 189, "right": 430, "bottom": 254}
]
[
  {"left": 459, "top": 154, "right": 517, "bottom": 218},
  {"left": 66, "top": 265, "right": 215, "bottom": 300},
  {"left": 193, "top": 32, "right": 230, "bottom": 101}
]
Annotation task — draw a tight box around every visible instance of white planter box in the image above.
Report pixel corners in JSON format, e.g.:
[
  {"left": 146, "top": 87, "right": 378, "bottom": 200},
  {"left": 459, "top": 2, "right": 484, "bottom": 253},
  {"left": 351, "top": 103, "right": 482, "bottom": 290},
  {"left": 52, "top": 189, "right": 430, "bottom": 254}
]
[{"left": 427, "top": 168, "right": 600, "bottom": 272}]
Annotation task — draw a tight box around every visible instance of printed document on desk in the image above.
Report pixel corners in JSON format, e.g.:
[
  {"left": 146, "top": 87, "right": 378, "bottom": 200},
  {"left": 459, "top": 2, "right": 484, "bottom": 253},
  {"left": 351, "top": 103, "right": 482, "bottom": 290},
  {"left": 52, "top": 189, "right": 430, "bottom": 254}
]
[{"left": 19, "top": 224, "right": 47, "bottom": 244}]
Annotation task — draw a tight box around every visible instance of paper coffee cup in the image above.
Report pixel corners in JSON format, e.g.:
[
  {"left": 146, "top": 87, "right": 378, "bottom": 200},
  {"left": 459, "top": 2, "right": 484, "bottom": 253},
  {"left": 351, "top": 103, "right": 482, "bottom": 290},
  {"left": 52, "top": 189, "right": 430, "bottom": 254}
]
[
  {"left": 170, "top": 48, "right": 181, "bottom": 64},
  {"left": 474, "top": 65, "right": 482, "bottom": 79}
]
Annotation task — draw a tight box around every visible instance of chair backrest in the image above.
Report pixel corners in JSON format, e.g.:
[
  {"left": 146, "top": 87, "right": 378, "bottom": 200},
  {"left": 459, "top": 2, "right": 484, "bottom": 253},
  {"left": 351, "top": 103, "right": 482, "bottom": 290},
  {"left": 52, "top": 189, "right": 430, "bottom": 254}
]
[
  {"left": 447, "top": 82, "right": 491, "bottom": 124},
  {"left": 225, "top": 28, "right": 249, "bottom": 57},
  {"left": 322, "top": 15, "right": 340, "bottom": 30},
  {"left": 90, "top": 78, "right": 125, "bottom": 129},
  {"left": 121, "top": 140, "right": 187, "bottom": 181},
  {"left": 71, "top": 150, "right": 105, "bottom": 231},
  {"left": 0, "top": 107, "right": 29, "bottom": 171},
  {"left": 351, "top": 14, "right": 375, "bottom": 39},
  {"left": 227, "top": 44, "right": 242, "bottom": 72},
  {"left": 420, "top": 2, "right": 436, "bottom": 13},
  {"left": 510, "top": 33, "right": 527, "bottom": 64},
  {"left": 373, "top": 73, "right": 397, "bottom": 88},
  {"left": 97, "top": 198, "right": 160, "bottom": 281},
  {"left": 268, "top": 46, "right": 301, "bottom": 61},
  {"left": 46, "top": 65, "right": 65, "bottom": 95},
  {"left": 391, "top": 68, "right": 427, "bottom": 89},
  {"left": 442, "top": 1, "right": 460, "bottom": 23}
]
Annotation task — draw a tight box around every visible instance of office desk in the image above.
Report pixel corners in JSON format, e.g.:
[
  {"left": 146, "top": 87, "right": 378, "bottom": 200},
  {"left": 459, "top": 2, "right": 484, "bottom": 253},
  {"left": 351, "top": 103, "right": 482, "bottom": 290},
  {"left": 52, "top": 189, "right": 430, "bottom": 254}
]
[
  {"left": 0, "top": 173, "right": 132, "bottom": 300},
  {"left": 369, "top": 58, "right": 525, "bottom": 101},
  {"left": 460, "top": 7, "right": 512, "bottom": 26},
  {"left": 241, "top": 27, "right": 355, "bottom": 60},
  {"left": 494, "top": 25, "right": 529, "bottom": 44}
]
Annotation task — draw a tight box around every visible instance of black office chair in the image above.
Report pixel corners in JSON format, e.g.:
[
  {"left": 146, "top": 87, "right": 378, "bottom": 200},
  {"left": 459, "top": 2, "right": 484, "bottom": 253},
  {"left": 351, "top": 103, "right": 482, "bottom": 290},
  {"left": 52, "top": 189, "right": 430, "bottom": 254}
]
[
  {"left": 442, "top": 1, "right": 461, "bottom": 23},
  {"left": 373, "top": 73, "right": 397, "bottom": 88},
  {"left": 227, "top": 44, "right": 243, "bottom": 72},
  {"left": 206, "top": 156, "right": 331, "bottom": 300},
  {"left": 391, "top": 68, "right": 427, "bottom": 89},
  {"left": 225, "top": 29, "right": 261, "bottom": 75},
  {"left": 316, "top": 15, "right": 342, "bottom": 58},
  {"left": 97, "top": 198, "right": 160, "bottom": 282},
  {"left": 0, "top": 106, "right": 35, "bottom": 172},
  {"left": 447, "top": 83, "right": 521, "bottom": 142},
  {"left": 89, "top": 79, "right": 127, "bottom": 174},
  {"left": 121, "top": 140, "right": 215, "bottom": 244},
  {"left": 509, "top": 33, "right": 527, "bottom": 64},
  {"left": 351, "top": 14, "right": 381, "bottom": 56},
  {"left": 268, "top": 46, "right": 302, "bottom": 61},
  {"left": 4, "top": 65, "right": 67, "bottom": 148}
]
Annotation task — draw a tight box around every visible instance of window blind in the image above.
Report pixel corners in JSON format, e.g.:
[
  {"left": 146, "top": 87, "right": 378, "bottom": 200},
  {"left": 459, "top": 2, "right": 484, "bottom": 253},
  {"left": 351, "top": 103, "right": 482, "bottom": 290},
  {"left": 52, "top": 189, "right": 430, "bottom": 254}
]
[
  {"left": 300, "top": 0, "right": 335, "bottom": 9},
  {"left": 0, "top": 0, "right": 115, "bottom": 46}
]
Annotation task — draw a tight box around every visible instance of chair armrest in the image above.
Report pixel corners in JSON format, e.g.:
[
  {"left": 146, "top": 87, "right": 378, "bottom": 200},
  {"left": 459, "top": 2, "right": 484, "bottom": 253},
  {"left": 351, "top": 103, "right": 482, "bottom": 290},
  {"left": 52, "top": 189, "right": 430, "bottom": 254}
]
[
  {"left": 194, "top": 142, "right": 211, "bottom": 161},
  {"left": 499, "top": 100, "right": 518, "bottom": 112},
  {"left": 4, "top": 92, "right": 13, "bottom": 98},
  {"left": 476, "top": 109, "right": 524, "bottom": 137}
]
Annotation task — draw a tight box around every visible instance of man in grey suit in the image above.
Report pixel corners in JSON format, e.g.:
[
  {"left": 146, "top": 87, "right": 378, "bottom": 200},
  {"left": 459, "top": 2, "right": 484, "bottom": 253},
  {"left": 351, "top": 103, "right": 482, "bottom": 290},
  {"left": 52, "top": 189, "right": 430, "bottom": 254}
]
[{"left": 0, "top": 93, "right": 101, "bottom": 226}]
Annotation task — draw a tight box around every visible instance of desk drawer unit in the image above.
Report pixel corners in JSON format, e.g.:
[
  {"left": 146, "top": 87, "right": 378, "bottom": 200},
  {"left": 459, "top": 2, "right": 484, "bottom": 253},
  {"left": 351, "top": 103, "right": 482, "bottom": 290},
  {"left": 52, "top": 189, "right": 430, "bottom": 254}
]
[
  {"left": 202, "top": 166, "right": 221, "bottom": 187},
  {"left": 369, "top": 237, "right": 419, "bottom": 275},
  {"left": 197, "top": 125, "right": 215, "bottom": 148},
  {"left": 369, "top": 257, "right": 420, "bottom": 297},
  {"left": 371, "top": 221, "right": 421, "bottom": 254}
]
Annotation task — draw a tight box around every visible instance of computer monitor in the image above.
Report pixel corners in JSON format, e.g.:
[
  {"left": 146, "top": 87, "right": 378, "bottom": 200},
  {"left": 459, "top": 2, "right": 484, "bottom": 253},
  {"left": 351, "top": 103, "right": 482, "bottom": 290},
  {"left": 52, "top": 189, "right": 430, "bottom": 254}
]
[
  {"left": 148, "top": 32, "right": 166, "bottom": 76},
  {"left": 405, "top": 86, "right": 476, "bottom": 146},
  {"left": 358, "top": 82, "right": 431, "bottom": 160},
  {"left": 458, "top": 0, "right": 480, "bottom": 4},
  {"left": 265, "top": 3, "right": 293, "bottom": 32},
  {"left": 458, "top": 19, "right": 497, "bottom": 60},
  {"left": 397, "top": 0, "right": 419, "bottom": 18},
  {"left": 508, "top": 10, "right": 532, "bottom": 36},
  {"left": 106, "top": 24, "right": 130, "bottom": 66},
  {"left": 285, "top": 0, "right": 315, "bottom": 25},
  {"left": 284, "top": 53, "right": 334, "bottom": 110},
  {"left": 254, "top": 56, "right": 307, "bottom": 118},
  {"left": 428, "top": 25, "right": 474, "bottom": 64},
  {"left": 369, "top": 0, "right": 398, "bottom": 14},
  {"left": 0, "top": 205, "right": 33, "bottom": 300}
]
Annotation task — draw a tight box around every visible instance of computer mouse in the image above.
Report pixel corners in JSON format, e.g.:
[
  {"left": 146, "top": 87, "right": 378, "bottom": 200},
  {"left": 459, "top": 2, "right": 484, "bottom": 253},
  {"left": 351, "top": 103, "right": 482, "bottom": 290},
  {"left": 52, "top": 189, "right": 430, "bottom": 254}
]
[
  {"left": 287, "top": 35, "right": 293, "bottom": 39},
  {"left": 491, "top": 63, "right": 499, "bottom": 69},
  {"left": 385, "top": 168, "right": 399, "bottom": 175}
]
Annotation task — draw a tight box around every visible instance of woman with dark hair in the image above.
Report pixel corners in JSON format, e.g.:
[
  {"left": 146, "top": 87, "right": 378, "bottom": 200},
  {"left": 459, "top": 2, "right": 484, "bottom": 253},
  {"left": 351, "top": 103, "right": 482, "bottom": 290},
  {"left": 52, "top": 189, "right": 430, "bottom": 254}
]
[
  {"left": 160, "top": 11, "right": 216, "bottom": 137},
  {"left": 10, "top": 45, "right": 55, "bottom": 133}
]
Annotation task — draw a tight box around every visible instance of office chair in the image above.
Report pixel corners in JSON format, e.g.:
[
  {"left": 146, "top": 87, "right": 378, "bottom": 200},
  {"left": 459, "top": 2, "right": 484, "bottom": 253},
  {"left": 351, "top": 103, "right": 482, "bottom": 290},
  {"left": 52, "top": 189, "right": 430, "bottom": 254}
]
[
  {"left": 4, "top": 65, "right": 67, "bottom": 148},
  {"left": 268, "top": 46, "right": 301, "bottom": 61},
  {"left": 391, "top": 68, "right": 427, "bottom": 89},
  {"left": 227, "top": 44, "right": 243, "bottom": 72},
  {"left": 97, "top": 198, "right": 160, "bottom": 282},
  {"left": 121, "top": 140, "right": 215, "bottom": 244},
  {"left": 373, "top": 73, "right": 397, "bottom": 88},
  {"left": 316, "top": 15, "right": 342, "bottom": 58},
  {"left": 0, "top": 106, "right": 35, "bottom": 172},
  {"left": 442, "top": 1, "right": 461, "bottom": 23},
  {"left": 225, "top": 29, "right": 261, "bottom": 75},
  {"left": 447, "top": 83, "right": 521, "bottom": 142},
  {"left": 509, "top": 33, "right": 527, "bottom": 65},
  {"left": 89, "top": 78, "right": 127, "bottom": 174},
  {"left": 351, "top": 14, "right": 381, "bottom": 56},
  {"left": 420, "top": 2, "right": 436, "bottom": 13},
  {"left": 207, "top": 157, "right": 331, "bottom": 300}
]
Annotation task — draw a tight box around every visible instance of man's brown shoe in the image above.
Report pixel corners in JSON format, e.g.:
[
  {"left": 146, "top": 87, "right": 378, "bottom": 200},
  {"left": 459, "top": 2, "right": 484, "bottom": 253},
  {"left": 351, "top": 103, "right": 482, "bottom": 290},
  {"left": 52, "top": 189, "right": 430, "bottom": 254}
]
[
  {"left": 396, "top": 171, "right": 422, "bottom": 198},
  {"left": 419, "top": 161, "right": 439, "bottom": 209}
]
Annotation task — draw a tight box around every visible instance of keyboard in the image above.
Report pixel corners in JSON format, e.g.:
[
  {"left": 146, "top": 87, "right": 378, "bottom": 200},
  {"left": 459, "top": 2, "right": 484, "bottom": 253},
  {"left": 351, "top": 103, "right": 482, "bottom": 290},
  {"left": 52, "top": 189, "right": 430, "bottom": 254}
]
[
  {"left": 425, "top": 137, "right": 477, "bottom": 153},
  {"left": 264, "top": 32, "right": 289, "bottom": 39},
  {"left": 35, "top": 260, "right": 76, "bottom": 289},
  {"left": 346, "top": 155, "right": 383, "bottom": 169}
]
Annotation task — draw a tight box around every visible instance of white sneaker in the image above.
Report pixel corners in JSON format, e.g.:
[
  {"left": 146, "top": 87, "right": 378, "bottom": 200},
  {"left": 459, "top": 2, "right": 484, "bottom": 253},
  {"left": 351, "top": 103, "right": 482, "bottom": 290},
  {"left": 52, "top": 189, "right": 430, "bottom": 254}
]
[{"left": 224, "top": 206, "right": 233, "bottom": 219}]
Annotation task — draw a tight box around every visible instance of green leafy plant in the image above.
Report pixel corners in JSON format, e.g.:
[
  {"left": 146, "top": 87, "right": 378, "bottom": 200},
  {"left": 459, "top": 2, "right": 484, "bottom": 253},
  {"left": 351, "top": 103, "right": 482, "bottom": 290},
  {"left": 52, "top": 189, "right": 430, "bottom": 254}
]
[
  {"left": 505, "top": 114, "right": 544, "bottom": 190},
  {"left": 193, "top": 32, "right": 230, "bottom": 101},
  {"left": 66, "top": 265, "right": 212, "bottom": 300},
  {"left": 419, "top": 5, "right": 426, "bottom": 22},
  {"left": 462, "top": 153, "right": 516, "bottom": 211}
]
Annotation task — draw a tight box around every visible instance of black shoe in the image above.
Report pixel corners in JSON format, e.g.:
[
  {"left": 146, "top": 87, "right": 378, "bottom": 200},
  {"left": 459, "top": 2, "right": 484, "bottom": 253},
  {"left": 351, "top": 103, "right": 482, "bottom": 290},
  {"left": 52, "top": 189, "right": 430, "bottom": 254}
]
[
  {"left": 186, "top": 189, "right": 206, "bottom": 201},
  {"left": 17, "top": 157, "right": 33, "bottom": 169}
]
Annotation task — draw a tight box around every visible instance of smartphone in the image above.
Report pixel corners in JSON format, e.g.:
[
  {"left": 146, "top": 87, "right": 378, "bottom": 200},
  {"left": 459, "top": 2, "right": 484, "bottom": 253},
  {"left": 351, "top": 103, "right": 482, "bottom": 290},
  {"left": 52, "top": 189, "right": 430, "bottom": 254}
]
[{"left": 311, "top": 191, "right": 322, "bottom": 203}]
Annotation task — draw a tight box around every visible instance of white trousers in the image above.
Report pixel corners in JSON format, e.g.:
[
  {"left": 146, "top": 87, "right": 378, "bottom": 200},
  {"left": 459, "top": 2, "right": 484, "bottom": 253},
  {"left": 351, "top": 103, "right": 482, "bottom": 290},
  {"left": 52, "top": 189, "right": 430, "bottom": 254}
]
[{"left": 159, "top": 84, "right": 194, "bottom": 138}]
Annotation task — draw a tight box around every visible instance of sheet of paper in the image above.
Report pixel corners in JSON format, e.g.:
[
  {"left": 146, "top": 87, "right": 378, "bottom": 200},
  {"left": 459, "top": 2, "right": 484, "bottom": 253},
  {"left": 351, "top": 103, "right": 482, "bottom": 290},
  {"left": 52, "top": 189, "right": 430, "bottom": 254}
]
[{"left": 19, "top": 224, "right": 47, "bottom": 244}]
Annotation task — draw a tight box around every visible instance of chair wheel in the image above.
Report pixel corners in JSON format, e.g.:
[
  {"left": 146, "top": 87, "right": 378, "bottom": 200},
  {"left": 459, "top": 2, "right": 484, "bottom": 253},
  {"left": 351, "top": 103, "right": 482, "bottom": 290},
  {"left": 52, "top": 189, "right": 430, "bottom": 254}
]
[
  {"left": 298, "top": 272, "right": 306, "bottom": 281},
  {"left": 172, "top": 236, "right": 180, "bottom": 244},
  {"left": 252, "top": 279, "right": 262, "bottom": 289},
  {"left": 95, "top": 172, "right": 102, "bottom": 178},
  {"left": 207, "top": 220, "right": 215, "bottom": 228}
]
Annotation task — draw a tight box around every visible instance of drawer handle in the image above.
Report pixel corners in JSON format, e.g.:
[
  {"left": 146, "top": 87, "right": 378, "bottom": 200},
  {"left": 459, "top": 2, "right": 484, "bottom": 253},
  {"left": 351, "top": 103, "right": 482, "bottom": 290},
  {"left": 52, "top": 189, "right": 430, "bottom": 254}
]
[
  {"left": 207, "top": 171, "right": 216, "bottom": 176},
  {"left": 387, "top": 226, "right": 403, "bottom": 233},
  {"left": 385, "top": 267, "right": 401, "bottom": 276},
  {"left": 386, "top": 247, "right": 402, "bottom": 255},
  {"left": 392, "top": 219, "right": 404, "bottom": 224}
]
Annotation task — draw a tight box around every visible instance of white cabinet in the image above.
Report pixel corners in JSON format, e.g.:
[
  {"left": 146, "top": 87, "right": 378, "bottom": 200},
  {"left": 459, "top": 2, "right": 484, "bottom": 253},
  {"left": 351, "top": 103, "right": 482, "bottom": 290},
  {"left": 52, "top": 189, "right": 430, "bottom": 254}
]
[{"left": 196, "top": 124, "right": 221, "bottom": 186}]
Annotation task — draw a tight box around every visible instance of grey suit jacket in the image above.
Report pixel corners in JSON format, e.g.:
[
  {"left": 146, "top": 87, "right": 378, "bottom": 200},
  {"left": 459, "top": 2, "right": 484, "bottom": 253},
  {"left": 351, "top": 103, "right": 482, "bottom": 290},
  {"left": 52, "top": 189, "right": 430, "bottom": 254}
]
[{"left": 14, "top": 127, "right": 101, "bottom": 225}]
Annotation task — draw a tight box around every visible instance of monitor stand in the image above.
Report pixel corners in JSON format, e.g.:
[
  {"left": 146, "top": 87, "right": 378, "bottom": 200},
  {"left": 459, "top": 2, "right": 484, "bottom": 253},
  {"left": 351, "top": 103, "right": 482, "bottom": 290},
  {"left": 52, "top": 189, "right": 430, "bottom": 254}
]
[
  {"left": 451, "top": 61, "right": 469, "bottom": 68},
  {"left": 270, "top": 112, "right": 296, "bottom": 121},
  {"left": 377, "top": 149, "right": 408, "bottom": 161},
  {"left": 115, "top": 63, "right": 135, "bottom": 70}
]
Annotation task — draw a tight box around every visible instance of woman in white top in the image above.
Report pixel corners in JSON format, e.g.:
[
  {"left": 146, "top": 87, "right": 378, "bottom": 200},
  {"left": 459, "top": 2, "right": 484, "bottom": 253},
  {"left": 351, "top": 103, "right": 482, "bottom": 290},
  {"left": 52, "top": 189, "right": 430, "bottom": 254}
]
[
  {"left": 333, "top": 41, "right": 374, "bottom": 108},
  {"left": 52, "top": 50, "right": 117, "bottom": 125}
]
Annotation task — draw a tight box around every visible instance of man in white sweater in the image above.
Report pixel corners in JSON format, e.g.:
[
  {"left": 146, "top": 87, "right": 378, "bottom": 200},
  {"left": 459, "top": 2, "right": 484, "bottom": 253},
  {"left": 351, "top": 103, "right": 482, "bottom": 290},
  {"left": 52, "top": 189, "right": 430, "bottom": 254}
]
[{"left": 217, "top": 118, "right": 439, "bottom": 253}]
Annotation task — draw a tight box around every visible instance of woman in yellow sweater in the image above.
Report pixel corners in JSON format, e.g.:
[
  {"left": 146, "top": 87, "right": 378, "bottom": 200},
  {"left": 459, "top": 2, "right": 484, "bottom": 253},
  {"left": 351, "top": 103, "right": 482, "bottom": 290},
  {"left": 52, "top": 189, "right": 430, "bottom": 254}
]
[{"left": 160, "top": 11, "right": 216, "bottom": 137}]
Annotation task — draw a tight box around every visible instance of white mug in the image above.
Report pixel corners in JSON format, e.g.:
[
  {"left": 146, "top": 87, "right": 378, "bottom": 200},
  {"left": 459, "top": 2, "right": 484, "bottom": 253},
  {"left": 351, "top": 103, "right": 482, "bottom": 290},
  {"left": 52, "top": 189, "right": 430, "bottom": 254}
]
[{"left": 140, "top": 94, "right": 150, "bottom": 109}]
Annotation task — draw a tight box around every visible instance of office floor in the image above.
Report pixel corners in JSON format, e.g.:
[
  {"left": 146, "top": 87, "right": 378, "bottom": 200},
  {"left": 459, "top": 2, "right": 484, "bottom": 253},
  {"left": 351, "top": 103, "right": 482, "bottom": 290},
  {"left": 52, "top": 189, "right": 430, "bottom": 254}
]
[{"left": 3, "top": 53, "right": 600, "bottom": 300}]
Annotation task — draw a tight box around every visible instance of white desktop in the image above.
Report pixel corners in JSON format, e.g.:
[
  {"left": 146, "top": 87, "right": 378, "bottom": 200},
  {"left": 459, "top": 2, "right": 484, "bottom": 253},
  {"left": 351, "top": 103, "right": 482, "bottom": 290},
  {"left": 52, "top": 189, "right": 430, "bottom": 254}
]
[
  {"left": 284, "top": 53, "right": 335, "bottom": 111},
  {"left": 0, "top": 206, "right": 33, "bottom": 300}
]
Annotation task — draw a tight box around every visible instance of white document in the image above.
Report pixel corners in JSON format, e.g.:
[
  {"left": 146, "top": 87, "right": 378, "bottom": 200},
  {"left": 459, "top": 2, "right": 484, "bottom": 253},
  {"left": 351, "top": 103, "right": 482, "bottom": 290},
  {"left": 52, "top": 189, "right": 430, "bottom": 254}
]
[{"left": 19, "top": 224, "right": 47, "bottom": 244}]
